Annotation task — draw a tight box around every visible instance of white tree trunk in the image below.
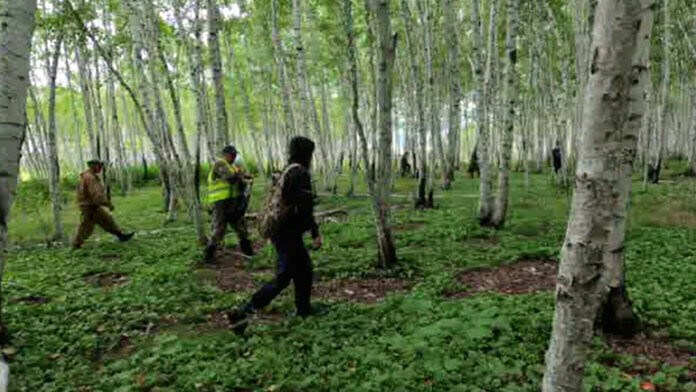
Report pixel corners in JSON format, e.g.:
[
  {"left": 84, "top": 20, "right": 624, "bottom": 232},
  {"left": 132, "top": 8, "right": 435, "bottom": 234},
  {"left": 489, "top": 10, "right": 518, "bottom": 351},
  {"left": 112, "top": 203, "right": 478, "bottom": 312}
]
[
  {"left": 542, "top": 1, "right": 651, "bottom": 390},
  {"left": 491, "top": 0, "right": 519, "bottom": 228},
  {"left": 477, "top": 0, "right": 499, "bottom": 226},
  {"left": 272, "top": 0, "right": 296, "bottom": 138},
  {"left": 207, "top": 0, "right": 229, "bottom": 150},
  {"left": 0, "top": 0, "right": 37, "bottom": 389},
  {"left": 372, "top": 0, "right": 397, "bottom": 267},
  {"left": 46, "top": 35, "right": 64, "bottom": 242},
  {"left": 444, "top": 0, "right": 461, "bottom": 189},
  {"left": 400, "top": 0, "right": 428, "bottom": 205},
  {"left": 653, "top": 0, "right": 670, "bottom": 182},
  {"left": 75, "top": 46, "right": 97, "bottom": 158}
]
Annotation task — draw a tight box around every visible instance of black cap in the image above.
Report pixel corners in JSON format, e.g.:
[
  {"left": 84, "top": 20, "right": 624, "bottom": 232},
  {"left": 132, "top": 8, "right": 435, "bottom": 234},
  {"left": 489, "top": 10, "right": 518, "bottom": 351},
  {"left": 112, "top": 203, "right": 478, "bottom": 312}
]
[
  {"left": 87, "top": 159, "right": 103, "bottom": 166},
  {"left": 222, "top": 145, "right": 238, "bottom": 155}
]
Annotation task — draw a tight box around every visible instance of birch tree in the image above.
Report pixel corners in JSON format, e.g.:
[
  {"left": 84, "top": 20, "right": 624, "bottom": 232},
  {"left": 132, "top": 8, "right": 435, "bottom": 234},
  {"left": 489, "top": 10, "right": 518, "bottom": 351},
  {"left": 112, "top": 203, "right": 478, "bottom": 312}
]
[
  {"left": 0, "top": 0, "right": 38, "bottom": 388},
  {"left": 46, "top": 33, "right": 65, "bottom": 241},
  {"left": 208, "top": 0, "right": 229, "bottom": 150},
  {"left": 372, "top": 0, "right": 398, "bottom": 267},
  {"left": 443, "top": 0, "right": 461, "bottom": 189},
  {"left": 477, "top": 0, "right": 500, "bottom": 226},
  {"left": 346, "top": 0, "right": 397, "bottom": 268},
  {"left": 491, "top": 0, "right": 519, "bottom": 228},
  {"left": 543, "top": 1, "right": 652, "bottom": 390}
]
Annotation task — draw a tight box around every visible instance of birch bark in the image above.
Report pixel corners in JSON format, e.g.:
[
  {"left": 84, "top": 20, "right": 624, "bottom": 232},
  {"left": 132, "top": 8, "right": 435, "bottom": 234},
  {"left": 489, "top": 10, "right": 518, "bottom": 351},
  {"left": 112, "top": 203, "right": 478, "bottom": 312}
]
[
  {"left": 46, "top": 35, "right": 65, "bottom": 241},
  {"left": 491, "top": 0, "right": 519, "bottom": 228},
  {"left": 543, "top": 1, "right": 651, "bottom": 390},
  {"left": 0, "top": 0, "right": 37, "bottom": 388}
]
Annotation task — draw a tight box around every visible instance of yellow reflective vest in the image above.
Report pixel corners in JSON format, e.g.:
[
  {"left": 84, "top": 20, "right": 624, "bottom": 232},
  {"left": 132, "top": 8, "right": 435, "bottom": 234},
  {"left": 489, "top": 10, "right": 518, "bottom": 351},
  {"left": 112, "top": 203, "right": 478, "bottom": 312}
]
[{"left": 207, "top": 160, "right": 242, "bottom": 204}]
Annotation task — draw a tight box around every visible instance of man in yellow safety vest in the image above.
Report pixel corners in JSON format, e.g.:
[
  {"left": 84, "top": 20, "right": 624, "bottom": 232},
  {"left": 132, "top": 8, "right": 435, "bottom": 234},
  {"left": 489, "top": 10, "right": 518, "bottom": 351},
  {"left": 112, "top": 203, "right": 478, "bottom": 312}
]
[{"left": 204, "top": 145, "right": 254, "bottom": 264}]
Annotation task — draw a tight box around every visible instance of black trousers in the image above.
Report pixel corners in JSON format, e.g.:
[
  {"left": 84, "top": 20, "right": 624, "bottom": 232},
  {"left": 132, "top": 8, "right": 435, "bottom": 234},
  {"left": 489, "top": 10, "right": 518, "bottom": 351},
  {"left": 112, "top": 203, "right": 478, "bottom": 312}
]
[{"left": 250, "top": 234, "right": 313, "bottom": 315}]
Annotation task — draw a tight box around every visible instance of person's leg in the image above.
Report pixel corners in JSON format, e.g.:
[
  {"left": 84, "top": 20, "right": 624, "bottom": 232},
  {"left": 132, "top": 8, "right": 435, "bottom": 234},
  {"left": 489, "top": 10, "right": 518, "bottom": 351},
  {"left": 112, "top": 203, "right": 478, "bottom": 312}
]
[
  {"left": 247, "top": 238, "right": 294, "bottom": 310},
  {"left": 233, "top": 218, "right": 253, "bottom": 257},
  {"left": 93, "top": 207, "right": 123, "bottom": 236},
  {"left": 73, "top": 208, "right": 96, "bottom": 248},
  {"left": 204, "top": 202, "right": 228, "bottom": 262},
  {"left": 292, "top": 239, "right": 313, "bottom": 316}
]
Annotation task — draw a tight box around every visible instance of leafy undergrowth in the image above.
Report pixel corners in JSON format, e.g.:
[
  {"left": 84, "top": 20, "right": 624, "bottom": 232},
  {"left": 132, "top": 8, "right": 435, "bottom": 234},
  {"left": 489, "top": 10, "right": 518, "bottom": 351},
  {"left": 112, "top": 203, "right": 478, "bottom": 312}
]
[{"left": 3, "top": 172, "right": 696, "bottom": 391}]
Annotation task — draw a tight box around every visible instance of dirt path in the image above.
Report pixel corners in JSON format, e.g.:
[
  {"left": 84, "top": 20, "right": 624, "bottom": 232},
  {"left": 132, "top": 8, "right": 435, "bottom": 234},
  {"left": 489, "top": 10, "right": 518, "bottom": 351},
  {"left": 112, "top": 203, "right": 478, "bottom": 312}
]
[{"left": 446, "top": 259, "right": 557, "bottom": 298}]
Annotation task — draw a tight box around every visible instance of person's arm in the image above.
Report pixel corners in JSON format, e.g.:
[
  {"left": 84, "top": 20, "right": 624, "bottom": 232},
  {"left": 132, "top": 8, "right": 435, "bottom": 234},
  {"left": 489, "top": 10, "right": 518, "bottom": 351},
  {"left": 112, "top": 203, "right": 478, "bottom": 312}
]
[{"left": 213, "top": 161, "right": 242, "bottom": 184}]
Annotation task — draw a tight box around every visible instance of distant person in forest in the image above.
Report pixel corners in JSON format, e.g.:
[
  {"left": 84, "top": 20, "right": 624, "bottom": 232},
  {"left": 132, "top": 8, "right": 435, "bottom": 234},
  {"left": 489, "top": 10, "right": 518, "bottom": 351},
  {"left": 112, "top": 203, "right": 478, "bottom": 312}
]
[
  {"left": 468, "top": 146, "right": 480, "bottom": 178},
  {"left": 400, "top": 152, "right": 412, "bottom": 177},
  {"left": 227, "top": 136, "right": 324, "bottom": 333},
  {"left": 72, "top": 160, "right": 134, "bottom": 249},
  {"left": 552, "top": 141, "right": 562, "bottom": 174},
  {"left": 204, "top": 145, "right": 254, "bottom": 264}
]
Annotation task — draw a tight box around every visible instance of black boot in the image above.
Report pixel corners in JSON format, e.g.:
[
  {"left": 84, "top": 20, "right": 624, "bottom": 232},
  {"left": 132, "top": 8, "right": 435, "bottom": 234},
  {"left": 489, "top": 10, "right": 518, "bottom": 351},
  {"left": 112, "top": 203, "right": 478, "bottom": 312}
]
[
  {"left": 203, "top": 242, "right": 217, "bottom": 264},
  {"left": 118, "top": 232, "right": 135, "bottom": 242},
  {"left": 226, "top": 303, "right": 254, "bottom": 335}
]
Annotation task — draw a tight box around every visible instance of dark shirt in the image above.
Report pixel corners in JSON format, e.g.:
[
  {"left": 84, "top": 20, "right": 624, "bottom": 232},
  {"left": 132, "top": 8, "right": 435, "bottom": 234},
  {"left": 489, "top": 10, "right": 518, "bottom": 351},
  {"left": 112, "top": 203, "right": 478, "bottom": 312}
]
[{"left": 281, "top": 165, "right": 319, "bottom": 238}]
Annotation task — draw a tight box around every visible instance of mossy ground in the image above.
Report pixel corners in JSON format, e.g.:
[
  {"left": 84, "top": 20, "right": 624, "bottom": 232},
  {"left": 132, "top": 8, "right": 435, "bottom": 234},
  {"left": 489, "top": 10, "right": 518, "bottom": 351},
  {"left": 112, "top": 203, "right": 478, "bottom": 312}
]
[{"left": 4, "top": 167, "right": 696, "bottom": 391}]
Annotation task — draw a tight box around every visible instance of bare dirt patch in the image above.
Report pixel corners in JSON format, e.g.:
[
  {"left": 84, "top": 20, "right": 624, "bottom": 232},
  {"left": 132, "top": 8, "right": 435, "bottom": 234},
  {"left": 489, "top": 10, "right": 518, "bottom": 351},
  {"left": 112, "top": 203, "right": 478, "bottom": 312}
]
[
  {"left": 206, "top": 242, "right": 412, "bottom": 303},
  {"left": 605, "top": 334, "right": 696, "bottom": 367},
  {"left": 600, "top": 334, "right": 696, "bottom": 390},
  {"left": 83, "top": 272, "right": 130, "bottom": 288},
  {"left": 8, "top": 296, "right": 50, "bottom": 304},
  {"left": 446, "top": 259, "right": 557, "bottom": 298},
  {"left": 199, "top": 241, "right": 272, "bottom": 293},
  {"left": 314, "top": 278, "right": 413, "bottom": 304}
]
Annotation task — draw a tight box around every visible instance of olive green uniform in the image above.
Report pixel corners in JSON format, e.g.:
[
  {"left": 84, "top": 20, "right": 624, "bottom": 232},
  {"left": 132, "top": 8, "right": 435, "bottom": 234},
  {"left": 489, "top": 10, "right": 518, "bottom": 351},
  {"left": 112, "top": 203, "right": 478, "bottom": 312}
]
[{"left": 205, "top": 160, "right": 253, "bottom": 261}]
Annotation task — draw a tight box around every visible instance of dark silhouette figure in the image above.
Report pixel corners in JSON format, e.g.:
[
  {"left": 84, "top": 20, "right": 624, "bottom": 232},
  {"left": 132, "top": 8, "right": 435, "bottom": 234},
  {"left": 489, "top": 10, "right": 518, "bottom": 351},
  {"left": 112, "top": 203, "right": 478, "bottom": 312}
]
[
  {"left": 468, "top": 147, "right": 480, "bottom": 178},
  {"left": 400, "top": 153, "right": 412, "bottom": 177},
  {"left": 552, "top": 142, "right": 562, "bottom": 174}
]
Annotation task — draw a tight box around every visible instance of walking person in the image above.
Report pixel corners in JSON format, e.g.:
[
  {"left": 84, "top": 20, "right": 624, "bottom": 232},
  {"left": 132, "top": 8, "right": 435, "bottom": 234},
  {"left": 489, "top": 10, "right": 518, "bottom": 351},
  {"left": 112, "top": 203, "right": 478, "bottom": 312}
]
[
  {"left": 72, "top": 160, "right": 134, "bottom": 248},
  {"left": 204, "top": 145, "right": 254, "bottom": 264},
  {"left": 228, "top": 136, "right": 323, "bottom": 333}
]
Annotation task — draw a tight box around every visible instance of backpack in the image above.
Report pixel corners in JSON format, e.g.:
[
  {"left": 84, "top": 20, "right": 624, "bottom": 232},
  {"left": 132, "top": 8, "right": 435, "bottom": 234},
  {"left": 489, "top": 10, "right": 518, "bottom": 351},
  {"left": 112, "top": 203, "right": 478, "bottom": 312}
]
[{"left": 257, "top": 163, "right": 303, "bottom": 239}]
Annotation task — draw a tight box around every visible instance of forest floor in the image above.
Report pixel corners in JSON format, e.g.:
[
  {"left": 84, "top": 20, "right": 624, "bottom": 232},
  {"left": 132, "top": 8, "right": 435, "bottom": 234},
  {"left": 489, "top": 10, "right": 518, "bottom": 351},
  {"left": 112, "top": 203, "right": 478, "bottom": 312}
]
[{"left": 4, "top": 167, "right": 696, "bottom": 391}]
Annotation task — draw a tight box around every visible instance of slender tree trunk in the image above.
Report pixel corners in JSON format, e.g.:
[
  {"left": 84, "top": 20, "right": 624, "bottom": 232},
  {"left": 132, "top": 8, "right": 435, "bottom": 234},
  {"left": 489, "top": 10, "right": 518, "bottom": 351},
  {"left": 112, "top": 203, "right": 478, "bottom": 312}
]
[
  {"left": 417, "top": 1, "right": 446, "bottom": 192},
  {"left": 292, "top": 0, "right": 332, "bottom": 188},
  {"left": 478, "top": 0, "right": 499, "bottom": 226},
  {"left": 46, "top": 35, "right": 65, "bottom": 242},
  {"left": 444, "top": 0, "right": 461, "bottom": 189},
  {"left": 372, "top": 0, "right": 398, "bottom": 267},
  {"left": 75, "top": 45, "right": 97, "bottom": 158},
  {"left": 345, "top": 0, "right": 397, "bottom": 267},
  {"left": 470, "top": 0, "right": 491, "bottom": 225},
  {"left": 690, "top": 85, "right": 696, "bottom": 174},
  {"left": 208, "top": 0, "right": 229, "bottom": 150},
  {"left": 653, "top": 0, "right": 670, "bottom": 184},
  {"left": 543, "top": 1, "right": 651, "bottom": 390},
  {"left": 272, "top": 0, "right": 296, "bottom": 137},
  {"left": 400, "top": 0, "right": 428, "bottom": 207},
  {"left": 491, "top": 0, "right": 519, "bottom": 228},
  {"left": 0, "top": 0, "right": 37, "bottom": 388}
]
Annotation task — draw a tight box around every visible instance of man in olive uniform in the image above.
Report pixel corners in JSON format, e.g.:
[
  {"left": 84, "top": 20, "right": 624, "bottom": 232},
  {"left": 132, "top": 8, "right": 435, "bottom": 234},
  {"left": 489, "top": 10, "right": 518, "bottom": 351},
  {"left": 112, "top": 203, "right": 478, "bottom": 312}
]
[
  {"left": 73, "top": 160, "right": 134, "bottom": 248},
  {"left": 204, "top": 145, "right": 254, "bottom": 263}
]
